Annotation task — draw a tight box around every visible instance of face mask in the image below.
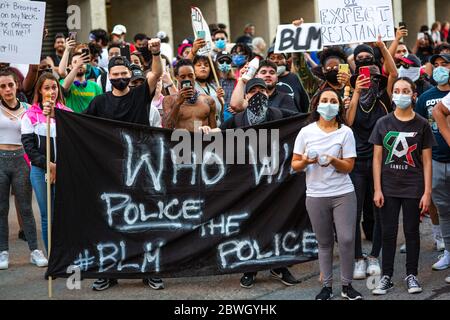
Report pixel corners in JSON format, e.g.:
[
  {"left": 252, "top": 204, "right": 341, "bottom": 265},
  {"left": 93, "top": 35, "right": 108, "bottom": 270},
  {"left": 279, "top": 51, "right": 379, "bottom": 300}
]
[
  {"left": 317, "top": 103, "right": 340, "bottom": 121},
  {"left": 218, "top": 62, "right": 231, "bottom": 73},
  {"left": 392, "top": 94, "right": 412, "bottom": 109},
  {"left": 232, "top": 54, "right": 246, "bottom": 67},
  {"left": 276, "top": 65, "right": 286, "bottom": 76},
  {"left": 215, "top": 39, "right": 226, "bottom": 50},
  {"left": 324, "top": 69, "right": 339, "bottom": 84},
  {"left": 246, "top": 92, "right": 268, "bottom": 125},
  {"left": 398, "top": 66, "right": 421, "bottom": 82},
  {"left": 433, "top": 66, "right": 450, "bottom": 85},
  {"left": 110, "top": 77, "right": 131, "bottom": 91}
]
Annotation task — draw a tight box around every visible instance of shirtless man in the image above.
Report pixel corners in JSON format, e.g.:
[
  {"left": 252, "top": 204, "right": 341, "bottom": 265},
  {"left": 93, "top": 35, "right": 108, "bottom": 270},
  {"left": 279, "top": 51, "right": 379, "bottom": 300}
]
[{"left": 163, "top": 59, "right": 216, "bottom": 131}]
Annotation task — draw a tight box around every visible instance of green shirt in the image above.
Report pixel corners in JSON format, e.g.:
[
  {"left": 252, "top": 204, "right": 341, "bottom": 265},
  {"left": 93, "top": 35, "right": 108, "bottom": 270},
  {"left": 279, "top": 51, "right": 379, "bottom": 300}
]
[{"left": 60, "top": 79, "right": 103, "bottom": 113}]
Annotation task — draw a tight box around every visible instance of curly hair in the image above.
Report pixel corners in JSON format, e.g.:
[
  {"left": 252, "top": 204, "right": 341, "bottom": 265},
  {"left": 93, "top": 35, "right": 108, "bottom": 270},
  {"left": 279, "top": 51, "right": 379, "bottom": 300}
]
[{"left": 318, "top": 46, "right": 348, "bottom": 66}]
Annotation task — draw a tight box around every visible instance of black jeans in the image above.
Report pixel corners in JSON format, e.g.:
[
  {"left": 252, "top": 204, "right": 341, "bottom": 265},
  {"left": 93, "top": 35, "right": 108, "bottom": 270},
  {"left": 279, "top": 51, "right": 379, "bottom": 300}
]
[
  {"left": 379, "top": 197, "right": 421, "bottom": 277},
  {"left": 350, "top": 158, "right": 382, "bottom": 259}
]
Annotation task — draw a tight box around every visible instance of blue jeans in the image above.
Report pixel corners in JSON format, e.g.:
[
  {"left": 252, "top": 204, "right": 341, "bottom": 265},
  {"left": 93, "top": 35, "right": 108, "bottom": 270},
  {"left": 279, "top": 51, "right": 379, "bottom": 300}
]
[{"left": 30, "top": 166, "right": 55, "bottom": 253}]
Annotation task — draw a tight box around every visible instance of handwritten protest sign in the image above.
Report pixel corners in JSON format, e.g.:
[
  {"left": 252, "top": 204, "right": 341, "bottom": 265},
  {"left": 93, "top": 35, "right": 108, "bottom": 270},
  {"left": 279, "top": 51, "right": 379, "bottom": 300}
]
[
  {"left": 191, "top": 6, "right": 212, "bottom": 56},
  {"left": 0, "top": 0, "right": 46, "bottom": 64},
  {"left": 274, "top": 24, "right": 323, "bottom": 53},
  {"left": 318, "top": 0, "right": 395, "bottom": 46}
]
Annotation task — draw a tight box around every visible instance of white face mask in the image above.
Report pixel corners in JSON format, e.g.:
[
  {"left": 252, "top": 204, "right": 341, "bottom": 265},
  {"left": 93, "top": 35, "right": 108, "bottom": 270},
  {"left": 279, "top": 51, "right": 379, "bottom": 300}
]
[{"left": 398, "top": 66, "right": 421, "bottom": 82}]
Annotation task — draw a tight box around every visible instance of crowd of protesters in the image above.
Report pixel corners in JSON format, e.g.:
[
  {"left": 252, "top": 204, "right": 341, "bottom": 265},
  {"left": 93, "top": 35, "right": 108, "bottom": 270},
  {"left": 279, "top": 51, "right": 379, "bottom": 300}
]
[{"left": 1, "top": 16, "right": 450, "bottom": 300}]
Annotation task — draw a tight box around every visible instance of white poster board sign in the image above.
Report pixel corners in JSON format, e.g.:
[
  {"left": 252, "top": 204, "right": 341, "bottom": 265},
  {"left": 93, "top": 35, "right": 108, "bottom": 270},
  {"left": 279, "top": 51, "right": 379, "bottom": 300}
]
[
  {"left": 318, "top": 0, "right": 395, "bottom": 46},
  {"left": 191, "top": 6, "right": 212, "bottom": 56},
  {"left": 274, "top": 24, "right": 323, "bottom": 53},
  {"left": 0, "top": 0, "right": 46, "bottom": 64}
]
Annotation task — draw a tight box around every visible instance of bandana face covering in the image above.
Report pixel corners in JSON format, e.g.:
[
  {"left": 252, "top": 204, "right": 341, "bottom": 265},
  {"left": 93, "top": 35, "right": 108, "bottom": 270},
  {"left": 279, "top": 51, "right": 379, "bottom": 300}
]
[
  {"left": 359, "top": 77, "right": 380, "bottom": 108},
  {"left": 186, "top": 90, "right": 200, "bottom": 104},
  {"left": 246, "top": 92, "right": 268, "bottom": 125}
]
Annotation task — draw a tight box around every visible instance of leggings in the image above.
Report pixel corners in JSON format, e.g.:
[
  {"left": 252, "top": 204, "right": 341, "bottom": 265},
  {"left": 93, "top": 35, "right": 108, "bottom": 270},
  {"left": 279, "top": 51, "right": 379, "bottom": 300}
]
[{"left": 306, "top": 192, "right": 357, "bottom": 287}]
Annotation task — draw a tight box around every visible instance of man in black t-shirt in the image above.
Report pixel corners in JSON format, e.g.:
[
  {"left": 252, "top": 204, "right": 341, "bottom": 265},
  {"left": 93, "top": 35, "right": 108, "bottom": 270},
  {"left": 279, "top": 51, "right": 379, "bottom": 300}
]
[
  {"left": 267, "top": 46, "right": 310, "bottom": 113},
  {"left": 85, "top": 38, "right": 165, "bottom": 292}
]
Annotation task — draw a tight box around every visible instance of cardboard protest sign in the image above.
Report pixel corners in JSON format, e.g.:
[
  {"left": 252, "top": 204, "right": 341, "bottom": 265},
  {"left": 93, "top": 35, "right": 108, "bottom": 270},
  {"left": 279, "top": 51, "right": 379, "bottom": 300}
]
[
  {"left": 191, "top": 6, "right": 212, "bottom": 56},
  {"left": 318, "top": 0, "right": 395, "bottom": 46},
  {"left": 0, "top": 0, "right": 46, "bottom": 64},
  {"left": 274, "top": 24, "right": 323, "bottom": 53}
]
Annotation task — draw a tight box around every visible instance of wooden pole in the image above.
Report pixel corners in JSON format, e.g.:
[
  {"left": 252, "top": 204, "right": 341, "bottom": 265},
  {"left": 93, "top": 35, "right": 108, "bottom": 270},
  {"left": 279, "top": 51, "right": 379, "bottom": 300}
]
[
  {"left": 207, "top": 52, "right": 225, "bottom": 119},
  {"left": 45, "top": 95, "right": 53, "bottom": 299}
]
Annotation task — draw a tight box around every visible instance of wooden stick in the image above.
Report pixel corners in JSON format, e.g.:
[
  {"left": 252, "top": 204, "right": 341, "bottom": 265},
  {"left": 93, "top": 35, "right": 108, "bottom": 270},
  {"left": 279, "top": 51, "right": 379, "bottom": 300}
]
[
  {"left": 207, "top": 52, "right": 225, "bottom": 120},
  {"left": 45, "top": 98, "right": 53, "bottom": 299}
]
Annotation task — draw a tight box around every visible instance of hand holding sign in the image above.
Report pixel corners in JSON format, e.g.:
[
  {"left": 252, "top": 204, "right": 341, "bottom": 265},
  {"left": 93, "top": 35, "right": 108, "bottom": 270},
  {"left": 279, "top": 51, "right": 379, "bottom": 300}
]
[{"left": 274, "top": 23, "right": 323, "bottom": 54}]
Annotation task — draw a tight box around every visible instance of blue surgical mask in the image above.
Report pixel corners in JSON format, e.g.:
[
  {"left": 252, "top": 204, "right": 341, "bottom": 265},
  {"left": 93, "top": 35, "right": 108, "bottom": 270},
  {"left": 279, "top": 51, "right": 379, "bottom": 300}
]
[
  {"left": 218, "top": 62, "right": 231, "bottom": 73},
  {"left": 392, "top": 94, "right": 412, "bottom": 109},
  {"left": 317, "top": 103, "right": 340, "bottom": 121},
  {"left": 232, "top": 54, "right": 246, "bottom": 67},
  {"left": 215, "top": 39, "right": 226, "bottom": 50},
  {"left": 433, "top": 66, "right": 450, "bottom": 85}
]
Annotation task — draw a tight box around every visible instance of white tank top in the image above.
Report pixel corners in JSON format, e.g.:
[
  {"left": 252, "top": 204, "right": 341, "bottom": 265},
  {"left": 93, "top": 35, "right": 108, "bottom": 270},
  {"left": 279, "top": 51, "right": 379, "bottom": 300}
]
[{"left": 0, "top": 103, "right": 26, "bottom": 146}]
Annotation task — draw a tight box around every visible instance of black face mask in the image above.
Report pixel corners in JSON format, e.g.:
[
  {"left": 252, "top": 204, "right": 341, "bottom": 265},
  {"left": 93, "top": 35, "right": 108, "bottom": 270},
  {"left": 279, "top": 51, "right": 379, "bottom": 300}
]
[
  {"left": 324, "top": 70, "right": 339, "bottom": 84},
  {"left": 355, "top": 57, "right": 375, "bottom": 69},
  {"left": 110, "top": 77, "right": 131, "bottom": 91}
]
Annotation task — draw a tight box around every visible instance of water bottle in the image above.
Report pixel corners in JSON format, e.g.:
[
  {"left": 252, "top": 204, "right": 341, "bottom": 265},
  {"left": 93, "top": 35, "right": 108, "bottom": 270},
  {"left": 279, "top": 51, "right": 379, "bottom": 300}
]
[
  {"left": 307, "top": 150, "right": 318, "bottom": 160},
  {"left": 318, "top": 155, "right": 330, "bottom": 166},
  {"left": 242, "top": 57, "right": 260, "bottom": 81}
]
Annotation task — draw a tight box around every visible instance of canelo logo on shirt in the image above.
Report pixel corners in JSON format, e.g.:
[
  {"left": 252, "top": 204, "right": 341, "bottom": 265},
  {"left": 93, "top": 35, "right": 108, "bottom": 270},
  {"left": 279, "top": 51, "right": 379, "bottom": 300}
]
[{"left": 383, "top": 131, "right": 418, "bottom": 168}]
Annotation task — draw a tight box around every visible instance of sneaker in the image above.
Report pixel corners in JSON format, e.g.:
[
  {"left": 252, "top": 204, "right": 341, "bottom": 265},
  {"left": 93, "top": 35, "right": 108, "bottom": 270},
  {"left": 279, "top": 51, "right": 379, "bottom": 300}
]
[
  {"left": 30, "top": 250, "right": 48, "bottom": 267},
  {"left": 366, "top": 257, "right": 381, "bottom": 276},
  {"left": 92, "top": 278, "right": 118, "bottom": 291},
  {"left": 143, "top": 277, "right": 164, "bottom": 290},
  {"left": 0, "top": 251, "right": 8, "bottom": 270},
  {"left": 353, "top": 259, "right": 367, "bottom": 280},
  {"left": 240, "top": 273, "right": 256, "bottom": 288},
  {"left": 270, "top": 268, "right": 298, "bottom": 286},
  {"left": 372, "top": 275, "right": 394, "bottom": 295},
  {"left": 18, "top": 230, "right": 27, "bottom": 242},
  {"left": 315, "top": 286, "right": 333, "bottom": 300},
  {"left": 400, "top": 243, "right": 406, "bottom": 254},
  {"left": 445, "top": 276, "right": 450, "bottom": 284},
  {"left": 405, "top": 275, "right": 422, "bottom": 294},
  {"left": 435, "top": 238, "right": 446, "bottom": 252},
  {"left": 432, "top": 250, "right": 450, "bottom": 271},
  {"left": 341, "top": 284, "right": 363, "bottom": 300}
]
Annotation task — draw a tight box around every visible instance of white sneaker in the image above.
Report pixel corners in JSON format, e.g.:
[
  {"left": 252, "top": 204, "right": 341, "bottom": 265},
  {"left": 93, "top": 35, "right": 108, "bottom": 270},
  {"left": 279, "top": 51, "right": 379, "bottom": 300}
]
[
  {"left": 432, "top": 250, "right": 450, "bottom": 271},
  {"left": 30, "top": 250, "right": 48, "bottom": 267},
  {"left": 366, "top": 257, "right": 381, "bottom": 276},
  {"left": 435, "top": 238, "right": 446, "bottom": 252},
  {"left": 0, "top": 251, "right": 8, "bottom": 270},
  {"left": 400, "top": 243, "right": 406, "bottom": 254},
  {"left": 353, "top": 259, "right": 367, "bottom": 280},
  {"left": 445, "top": 276, "right": 450, "bottom": 284}
]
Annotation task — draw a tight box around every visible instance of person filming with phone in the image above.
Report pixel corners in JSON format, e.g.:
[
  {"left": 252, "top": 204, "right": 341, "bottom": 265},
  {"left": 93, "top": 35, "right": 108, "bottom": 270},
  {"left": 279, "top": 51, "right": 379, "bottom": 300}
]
[
  {"left": 163, "top": 59, "right": 217, "bottom": 132},
  {"left": 345, "top": 35, "right": 397, "bottom": 281}
]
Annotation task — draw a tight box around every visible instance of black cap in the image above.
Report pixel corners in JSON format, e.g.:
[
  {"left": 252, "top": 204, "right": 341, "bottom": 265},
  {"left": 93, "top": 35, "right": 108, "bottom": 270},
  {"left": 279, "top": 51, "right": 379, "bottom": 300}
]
[
  {"left": 245, "top": 78, "right": 267, "bottom": 94},
  {"left": 353, "top": 44, "right": 375, "bottom": 59},
  {"left": 108, "top": 56, "right": 131, "bottom": 71},
  {"left": 130, "top": 68, "right": 145, "bottom": 82},
  {"left": 430, "top": 53, "right": 450, "bottom": 65},
  {"left": 267, "top": 46, "right": 286, "bottom": 58},
  {"left": 216, "top": 51, "right": 232, "bottom": 63}
]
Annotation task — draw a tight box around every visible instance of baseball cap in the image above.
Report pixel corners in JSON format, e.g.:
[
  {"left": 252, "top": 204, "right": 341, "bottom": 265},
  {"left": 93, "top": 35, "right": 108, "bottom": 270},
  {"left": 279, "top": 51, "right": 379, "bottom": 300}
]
[
  {"left": 130, "top": 67, "right": 145, "bottom": 82},
  {"left": 399, "top": 54, "right": 421, "bottom": 67},
  {"left": 108, "top": 56, "right": 131, "bottom": 71},
  {"left": 112, "top": 24, "right": 127, "bottom": 35},
  {"left": 245, "top": 78, "right": 267, "bottom": 94},
  {"left": 216, "top": 51, "right": 232, "bottom": 63},
  {"left": 267, "top": 46, "right": 286, "bottom": 58},
  {"left": 430, "top": 53, "right": 450, "bottom": 65}
]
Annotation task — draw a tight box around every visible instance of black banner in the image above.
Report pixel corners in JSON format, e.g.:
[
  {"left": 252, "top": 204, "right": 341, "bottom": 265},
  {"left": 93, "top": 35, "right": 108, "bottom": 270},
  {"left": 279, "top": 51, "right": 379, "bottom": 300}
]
[{"left": 46, "top": 111, "right": 317, "bottom": 279}]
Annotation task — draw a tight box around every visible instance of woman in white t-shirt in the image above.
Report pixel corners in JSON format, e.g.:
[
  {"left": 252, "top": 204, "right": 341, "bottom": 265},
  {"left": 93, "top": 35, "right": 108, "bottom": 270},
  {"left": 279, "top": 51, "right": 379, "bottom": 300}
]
[{"left": 292, "top": 89, "right": 361, "bottom": 300}]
